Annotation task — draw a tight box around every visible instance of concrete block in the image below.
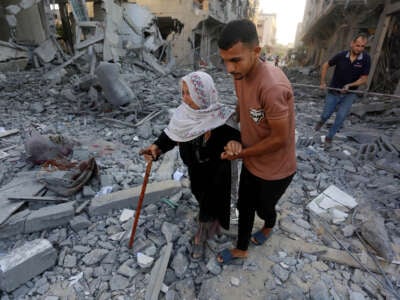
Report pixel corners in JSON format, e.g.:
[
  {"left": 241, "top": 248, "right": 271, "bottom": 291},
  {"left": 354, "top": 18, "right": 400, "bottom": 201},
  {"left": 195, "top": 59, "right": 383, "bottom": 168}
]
[
  {"left": 323, "top": 185, "right": 357, "bottom": 209},
  {"left": 0, "top": 210, "right": 30, "bottom": 239},
  {"left": 0, "top": 239, "right": 57, "bottom": 292},
  {"left": 25, "top": 202, "right": 75, "bottom": 233},
  {"left": 88, "top": 180, "right": 181, "bottom": 216}
]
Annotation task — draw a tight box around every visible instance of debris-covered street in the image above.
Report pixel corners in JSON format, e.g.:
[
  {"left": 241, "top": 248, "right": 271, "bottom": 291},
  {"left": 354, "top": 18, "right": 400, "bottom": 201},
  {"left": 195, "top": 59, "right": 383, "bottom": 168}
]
[
  {"left": 0, "top": 0, "right": 400, "bottom": 299},
  {"left": 0, "top": 63, "right": 399, "bottom": 299}
]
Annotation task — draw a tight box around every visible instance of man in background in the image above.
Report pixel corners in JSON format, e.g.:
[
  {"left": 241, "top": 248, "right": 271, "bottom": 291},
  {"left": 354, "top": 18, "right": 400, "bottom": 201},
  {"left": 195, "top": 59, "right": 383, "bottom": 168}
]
[{"left": 315, "top": 33, "right": 371, "bottom": 147}]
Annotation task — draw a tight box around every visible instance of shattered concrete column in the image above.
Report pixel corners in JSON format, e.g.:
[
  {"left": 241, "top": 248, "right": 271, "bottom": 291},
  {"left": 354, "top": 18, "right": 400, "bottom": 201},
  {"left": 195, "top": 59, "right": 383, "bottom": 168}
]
[{"left": 0, "top": 239, "right": 57, "bottom": 292}]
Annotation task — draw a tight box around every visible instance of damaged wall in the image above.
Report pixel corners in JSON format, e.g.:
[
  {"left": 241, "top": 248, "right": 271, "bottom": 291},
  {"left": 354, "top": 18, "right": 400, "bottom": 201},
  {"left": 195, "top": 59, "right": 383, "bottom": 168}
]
[
  {"left": 0, "top": 0, "right": 257, "bottom": 73},
  {"left": 299, "top": 0, "right": 400, "bottom": 94},
  {"left": 256, "top": 12, "right": 277, "bottom": 49},
  {"left": 132, "top": 0, "right": 209, "bottom": 67},
  {"left": 1, "top": 0, "right": 48, "bottom": 45},
  {"left": 0, "top": 0, "right": 54, "bottom": 72},
  {"left": 132, "top": 0, "right": 256, "bottom": 67}
]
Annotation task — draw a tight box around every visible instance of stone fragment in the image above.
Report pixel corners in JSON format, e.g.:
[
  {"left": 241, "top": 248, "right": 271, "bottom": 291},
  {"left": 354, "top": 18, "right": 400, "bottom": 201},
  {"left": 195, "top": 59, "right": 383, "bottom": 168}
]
[
  {"left": 137, "top": 252, "right": 154, "bottom": 268},
  {"left": 25, "top": 202, "right": 75, "bottom": 233},
  {"left": 0, "top": 239, "right": 57, "bottom": 292}
]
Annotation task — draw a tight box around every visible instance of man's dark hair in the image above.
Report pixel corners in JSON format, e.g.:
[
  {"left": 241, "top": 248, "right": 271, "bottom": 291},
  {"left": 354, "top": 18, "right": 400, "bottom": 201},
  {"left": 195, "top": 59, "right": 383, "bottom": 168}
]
[
  {"left": 218, "top": 19, "right": 259, "bottom": 50},
  {"left": 352, "top": 32, "right": 368, "bottom": 42}
]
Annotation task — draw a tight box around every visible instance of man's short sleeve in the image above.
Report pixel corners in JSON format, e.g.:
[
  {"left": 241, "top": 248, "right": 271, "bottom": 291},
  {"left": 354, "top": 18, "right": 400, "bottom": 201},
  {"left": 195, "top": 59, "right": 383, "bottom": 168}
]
[
  {"left": 328, "top": 52, "right": 342, "bottom": 67},
  {"left": 262, "top": 85, "right": 292, "bottom": 120}
]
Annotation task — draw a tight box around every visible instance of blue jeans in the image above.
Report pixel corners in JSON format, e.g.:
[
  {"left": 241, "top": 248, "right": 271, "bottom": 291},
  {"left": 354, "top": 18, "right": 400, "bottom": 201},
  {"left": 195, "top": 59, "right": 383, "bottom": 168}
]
[{"left": 320, "top": 92, "right": 357, "bottom": 139}]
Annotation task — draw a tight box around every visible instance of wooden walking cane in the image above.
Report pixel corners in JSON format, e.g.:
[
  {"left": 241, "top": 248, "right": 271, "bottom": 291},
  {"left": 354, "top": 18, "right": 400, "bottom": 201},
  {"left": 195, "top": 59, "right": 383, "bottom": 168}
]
[{"left": 128, "top": 159, "right": 153, "bottom": 249}]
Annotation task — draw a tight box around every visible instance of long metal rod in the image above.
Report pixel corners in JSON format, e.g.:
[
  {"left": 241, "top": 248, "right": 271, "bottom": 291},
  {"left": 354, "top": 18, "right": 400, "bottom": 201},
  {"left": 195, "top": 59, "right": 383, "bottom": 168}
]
[
  {"left": 291, "top": 83, "right": 400, "bottom": 99},
  {"left": 313, "top": 212, "right": 400, "bottom": 299},
  {"left": 128, "top": 160, "right": 153, "bottom": 249}
]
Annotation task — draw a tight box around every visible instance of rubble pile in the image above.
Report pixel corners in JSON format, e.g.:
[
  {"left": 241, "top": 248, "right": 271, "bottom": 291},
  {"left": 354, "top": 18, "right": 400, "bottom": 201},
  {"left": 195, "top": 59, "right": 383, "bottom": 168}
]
[{"left": 0, "top": 64, "right": 399, "bottom": 299}]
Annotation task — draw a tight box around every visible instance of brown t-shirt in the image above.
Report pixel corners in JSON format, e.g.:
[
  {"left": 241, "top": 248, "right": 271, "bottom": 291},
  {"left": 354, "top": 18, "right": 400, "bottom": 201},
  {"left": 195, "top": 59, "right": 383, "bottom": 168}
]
[{"left": 234, "top": 61, "right": 296, "bottom": 180}]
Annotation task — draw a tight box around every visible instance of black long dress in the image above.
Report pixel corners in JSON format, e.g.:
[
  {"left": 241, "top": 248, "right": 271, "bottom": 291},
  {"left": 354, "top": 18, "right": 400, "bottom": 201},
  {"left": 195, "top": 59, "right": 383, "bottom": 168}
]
[{"left": 154, "top": 124, "right": 240, "bottom": 230}]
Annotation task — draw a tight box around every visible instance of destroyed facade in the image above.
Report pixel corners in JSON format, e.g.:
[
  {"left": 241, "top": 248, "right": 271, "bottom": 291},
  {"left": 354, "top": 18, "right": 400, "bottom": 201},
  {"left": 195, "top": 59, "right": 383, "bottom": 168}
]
[{"left": 299, "top": 0, "right": 400, "bottom": 94}]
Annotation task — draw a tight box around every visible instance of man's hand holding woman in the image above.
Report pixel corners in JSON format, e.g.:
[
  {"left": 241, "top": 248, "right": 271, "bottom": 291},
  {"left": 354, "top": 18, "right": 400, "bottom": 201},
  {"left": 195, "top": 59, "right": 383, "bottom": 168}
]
[{"left": 221, "top": 140, "right": 243, "bottom": 160}]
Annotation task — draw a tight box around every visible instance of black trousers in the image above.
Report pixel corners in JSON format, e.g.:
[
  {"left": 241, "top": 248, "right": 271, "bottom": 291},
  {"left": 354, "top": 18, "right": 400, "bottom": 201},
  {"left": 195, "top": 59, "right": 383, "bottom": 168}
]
[
  {"left": 236, "top": 166, "right": 294, "bottom": 250},
  {"left": 189, "top": 160, "right": 232, "bottom": 230}
]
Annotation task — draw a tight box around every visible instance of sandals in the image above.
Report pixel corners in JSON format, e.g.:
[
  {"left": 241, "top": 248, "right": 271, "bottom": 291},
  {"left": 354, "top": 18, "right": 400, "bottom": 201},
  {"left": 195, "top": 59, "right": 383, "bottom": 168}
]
[
  {"left": 251, "top": 230, "right": 271, "bottom": 246},
  {"left": 217, "top": 248, "right": 246, "bottom": 265}
]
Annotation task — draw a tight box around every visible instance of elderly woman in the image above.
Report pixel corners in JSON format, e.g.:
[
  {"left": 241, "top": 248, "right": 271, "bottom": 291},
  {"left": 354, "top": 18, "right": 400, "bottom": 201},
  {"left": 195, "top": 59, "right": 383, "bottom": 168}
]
[{"left": 141, "top": 71, "right": 240, "bottom": 260}]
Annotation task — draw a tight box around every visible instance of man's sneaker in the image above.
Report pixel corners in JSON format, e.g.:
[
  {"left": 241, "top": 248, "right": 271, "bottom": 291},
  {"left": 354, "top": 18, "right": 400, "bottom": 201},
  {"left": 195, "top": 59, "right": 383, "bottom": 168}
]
[{"left": 314, "top": 121, "right": 323, "bottom": 131}]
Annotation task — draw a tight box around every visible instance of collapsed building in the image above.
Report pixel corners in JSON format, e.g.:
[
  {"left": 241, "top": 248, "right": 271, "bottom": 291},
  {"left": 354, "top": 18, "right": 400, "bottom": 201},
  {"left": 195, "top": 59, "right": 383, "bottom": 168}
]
[
  {"left": 0, "top": 0, "right": 258, "bottom": 73},
  {"left": 299, "top": 0, "right": 400, "bottom": 95}
]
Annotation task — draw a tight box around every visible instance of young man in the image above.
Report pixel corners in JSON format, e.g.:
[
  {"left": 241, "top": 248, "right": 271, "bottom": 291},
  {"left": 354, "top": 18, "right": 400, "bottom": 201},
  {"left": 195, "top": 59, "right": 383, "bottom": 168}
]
[
  {"left": 315, "top": 33, "right": 371, "bottom": 147},
  {"left": 217, "top": 19, "right": 296, "bottom": 264}
]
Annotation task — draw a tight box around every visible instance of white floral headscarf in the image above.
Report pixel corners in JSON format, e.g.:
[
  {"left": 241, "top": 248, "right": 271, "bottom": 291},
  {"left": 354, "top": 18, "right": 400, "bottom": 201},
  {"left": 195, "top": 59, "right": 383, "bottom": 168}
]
[{"left": 164, "top": 71, "right": 234, "bottom": 142}]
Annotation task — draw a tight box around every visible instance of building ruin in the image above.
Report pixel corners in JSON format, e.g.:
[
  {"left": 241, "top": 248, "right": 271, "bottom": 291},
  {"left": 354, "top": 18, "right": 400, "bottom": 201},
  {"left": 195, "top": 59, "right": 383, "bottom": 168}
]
[{"left": 299, "top": 0, "right": 400, "bottom": 94}]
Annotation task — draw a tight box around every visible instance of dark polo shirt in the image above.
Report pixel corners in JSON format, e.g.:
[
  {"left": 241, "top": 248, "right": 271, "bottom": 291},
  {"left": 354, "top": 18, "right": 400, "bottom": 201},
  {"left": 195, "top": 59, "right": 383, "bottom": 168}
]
[{"left": 328, "top": 50, "right": 371, "bottom": 90}]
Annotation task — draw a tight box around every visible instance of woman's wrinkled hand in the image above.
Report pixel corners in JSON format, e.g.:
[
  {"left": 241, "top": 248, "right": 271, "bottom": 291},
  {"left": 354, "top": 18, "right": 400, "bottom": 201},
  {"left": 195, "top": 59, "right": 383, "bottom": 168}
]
[{"left": 139, "top": 144, "right": 161, "bottom": 162}]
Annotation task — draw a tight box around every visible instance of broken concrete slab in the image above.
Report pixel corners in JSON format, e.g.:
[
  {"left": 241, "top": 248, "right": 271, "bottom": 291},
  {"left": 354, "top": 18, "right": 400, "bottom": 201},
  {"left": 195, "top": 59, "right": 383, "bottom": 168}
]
[
  {"left": 142, "top": 52, "right": 167, "bottom": 75},
  {"left": 0, "top": 128, "right": 19, "bottom": 138},
  {"left": 323, "top": 185, "right": 357, "bottom": 209},
  {"left": 351, "top": 102, "right": 389, "bottom": 118},
  {"left": 0, "top": 239, "right": 57, "bottom": 292},
  {"left": 33, "top": 39, "right": 58, "bottom": 63},
  {"left": 25, "top": 201, "right": 75, "bottom": 233},
  {"left": 0, "top": 172, "right": 44, "bottom": 225},
  {"left": 88, "top": 180, "right": 181, "bottom": 216},
  {"left": 360, "top": 209, "right": 395, "bottom": 262},
  {"left": 307, "top": 185, "right": 357, "bottom": 223},
  {"left": 145, "top": 242, "right": 173, "bottom": 300},
  {"left": 0, "top": 41, "right": 29, "bottom": 72},
  {"left": 123, "top": 3, "right": 155, "bottom": 34},
  {"left": 0, "top": 210, "right": 30, "bottom": 239}
]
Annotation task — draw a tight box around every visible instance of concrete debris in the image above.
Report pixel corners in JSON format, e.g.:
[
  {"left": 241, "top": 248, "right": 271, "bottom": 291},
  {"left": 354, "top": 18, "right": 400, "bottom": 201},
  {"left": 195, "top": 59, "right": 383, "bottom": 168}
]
[
  {"left": 33, "top": 39, "right": 58, "bottom": 63},
  {"left": 307, "top": 185, "right": 357, "bottom": 223},
  {"left": 0, "top": 128, "right": 19, "bottom": 138},
  {"left": 95, "top": 62, "right": 136, "bottom": 107},
  {"left": 137, "top": 252, "right": 154, "bottom": 268},
  {"left": 0, "top": 171, "right": 44, "bottom": 225},
  {"left": 0, "top": 41, "right": 29, "bottom": 72},
  {"left": 145, "top": 242, "right": 173, "bottom": 300},
  {"left": 0, "top": 239, "right": 57, "bottom": 292},
  {"left": 0, "top": 49, "right": 399, "bottom": 299},
  {"left": 359, "top": 207, "right": 395, "bottom": 262},
  {"left": 25, "top": 201, "right": 75, "bottom": 233},
  {"left": 89, "top": 180, "right": 181, "bottom": 216}
]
